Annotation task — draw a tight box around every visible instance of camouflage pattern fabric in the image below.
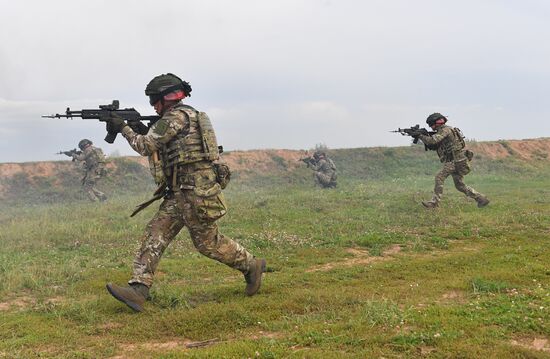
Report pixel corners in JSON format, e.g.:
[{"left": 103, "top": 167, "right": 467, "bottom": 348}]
[
  {"left": 311, "top": 158, "right": 337, "bottom": 188},
  {"left": 121, "top": 101, "right": 256, "bottom": 287},
  {"left": 72, "top": 145, "right": 107, "bottom": 202},
  {"left": 418, "top": 125, "right": 467, "bottom": 163},
  {"left": 121, "top": 103, "right": 188, "bottom": 157},
  {"left": 430, "top": 161, "right": 484, "bottom": 203},
  {"left": 128, "top": 189, "right": 254, "bottom": 287},
  {"left": 121, "top": 102, "right": 190, "bottom": 184},
  {"left": 418, "top": 124, "right": 487, "bottom": 205},
  {"left": 82, "top": 170, "right": 107, "bottom": 202}
]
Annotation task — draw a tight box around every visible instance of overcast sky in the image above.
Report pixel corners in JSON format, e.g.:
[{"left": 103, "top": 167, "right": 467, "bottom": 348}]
[{"left": 1, "top": 0, "right": 550, "bottom": 162}]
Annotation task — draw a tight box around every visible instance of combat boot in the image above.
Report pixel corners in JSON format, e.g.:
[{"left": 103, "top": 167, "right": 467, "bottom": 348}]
[
  {"left": 422, "top": 200, "right": 439, "bottom": 208},
  {"left": 106, "top": 283, "right": 149, "bottom": 312},
  {"left": 244, "top": 258, "right": 266, "bottom": 296},
  {"left": 476, "top": 197, "right": 490, "bottom": 208}
]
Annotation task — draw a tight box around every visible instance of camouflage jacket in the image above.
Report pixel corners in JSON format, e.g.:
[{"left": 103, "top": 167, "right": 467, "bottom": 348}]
[
  {"left": 121, "top": 102, "right": 210, "bottom": 185},
  {"left": 418, "top": 124, "right": 467, "bottom": 163},
  {"left": 121, "top": 103, "right": 185, "bottom": 157},
  {"left": 311, "top": 158, "right": 337, "bottom": 175},
  {"left": 72, "top": 146, "right": 106, "bottom": 171}
]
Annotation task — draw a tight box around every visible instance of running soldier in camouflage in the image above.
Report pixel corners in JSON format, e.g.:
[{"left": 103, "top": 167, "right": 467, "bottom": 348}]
[
  {"left": 417, "top": 113, "right": 489, "bottom": 208},
  {"left": 68, "top": 139, "right": 107, "bottom": 202},
  {"left": 310, "top": 151, "right": 337, "bottom": 188},
  {"left": 104, "top": 73, "right": 266, "bottom": 312}
]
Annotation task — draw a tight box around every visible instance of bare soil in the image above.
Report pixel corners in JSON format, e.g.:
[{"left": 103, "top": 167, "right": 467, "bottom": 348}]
[
  {"left": 510, "top": 337, "right": 550, "bottom": 352},
  {"left": 0, "top": 296, "right": 34, "bottom": 311},
  {"left": 468, "top": 138, "right": 550, "bottom": 160}
]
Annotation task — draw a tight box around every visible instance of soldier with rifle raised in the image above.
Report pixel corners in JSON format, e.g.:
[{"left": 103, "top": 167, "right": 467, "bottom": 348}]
[
  {"left": 393, "top": 113, "right": 489, "bottom": 208},
  {"left": 45, "top": 76, "right": 265, "bottom": 312},
  {"left": 90, "top": 73, "right": 266, "bottom": 312},
  {"left": 59, "top": 139, "right": 108, "bottom": 202}
]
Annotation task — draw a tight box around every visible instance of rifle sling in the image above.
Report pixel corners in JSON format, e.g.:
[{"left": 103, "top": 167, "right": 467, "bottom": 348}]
[{"left": 130, "top": 183, "right": 166, "bottom": 217}]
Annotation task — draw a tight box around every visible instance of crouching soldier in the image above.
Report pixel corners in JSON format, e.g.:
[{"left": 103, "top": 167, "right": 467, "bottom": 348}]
[{"left": 311, "top": 151, "right": 337, "bottom": 188}]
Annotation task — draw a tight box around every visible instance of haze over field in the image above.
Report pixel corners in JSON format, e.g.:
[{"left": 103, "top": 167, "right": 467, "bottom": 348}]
[
  {"left": 1, "top": 136, "right": 549, "bottom": 356},
  {"left": 1, "top": 0, "right": 550, "bottom": 162}
]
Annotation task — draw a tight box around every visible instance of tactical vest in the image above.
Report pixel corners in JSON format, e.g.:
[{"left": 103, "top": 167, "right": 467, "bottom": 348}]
[
  {"left": 453, "top": 127, "right": 466, "bottom": 149},
  {"left": 436, "top": 126, "right": 466, "bottom": 163},
  {"left": 85, "top": 147, "right": 105, "bottom": 169},
  {"left": 160, "top": 105, "right": 220, "bottom": 177}
]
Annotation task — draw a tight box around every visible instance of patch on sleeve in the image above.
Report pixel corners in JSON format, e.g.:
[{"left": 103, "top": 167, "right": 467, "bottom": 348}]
[{"left": 153, "top": 119, "right": 169, "bottom": 136}]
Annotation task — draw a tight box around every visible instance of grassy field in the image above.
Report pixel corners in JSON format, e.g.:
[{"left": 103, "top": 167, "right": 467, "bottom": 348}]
[{"left": 0, "top": 156, "right": 549, "bottom": 358}]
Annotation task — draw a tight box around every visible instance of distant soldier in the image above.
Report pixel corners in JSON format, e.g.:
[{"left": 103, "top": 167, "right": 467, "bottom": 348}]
[
  {"left": 66, "top": 139, "right": 107, "bottom": 202},
  {"left": 309, "top": 151, "right": 337, "bottom": 188},
  {"left": 103, "top": 73, "right": 266, "bottom": 312},
  {"left": 417, "top": 113, "right": 489, "bottom": 208}
]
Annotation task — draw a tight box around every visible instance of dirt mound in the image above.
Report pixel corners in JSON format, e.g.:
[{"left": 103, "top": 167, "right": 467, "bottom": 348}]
[
  {"left": 1, "top": 138, "right": 549, "bottom": 200},
  {"left": 1, "top": 161, "right": 61, "bottom": 177},
  {"left": 468, "top": 138, "right": 550, "bottom": 160},
  {"left": 221, "top": 149, "right": 304, "bottom": 173},
  {"left": 0, "top": 160, "right": 121, "bottom": 198}
]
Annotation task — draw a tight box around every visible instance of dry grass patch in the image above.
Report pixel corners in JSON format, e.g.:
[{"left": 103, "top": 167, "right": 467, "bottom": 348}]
[
  {"left": 99, "top": 322, "right": 125, "bottom": 331},
  {"left": 112, "top": 339, "right": 194, "bottom": 358},
  {"left": 439, "top": 290, "right": 468, "bottom": 304},
  {"left": 419, "top": 346, "right": 436, "bottom": 356},
  {"left": 247, "top": 331, "right": 283, "bottom": 340},
  {"left": 306, "top": 244, "right": 402, "bottom": 272}
]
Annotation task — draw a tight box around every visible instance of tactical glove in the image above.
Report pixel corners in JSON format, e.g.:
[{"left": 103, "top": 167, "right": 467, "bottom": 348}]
[
  {"left": 127, "top": 121, "right": 149, "bottom": 135},
  {"left": 106, "top": 113, "right": 127, "bottom": 134}
]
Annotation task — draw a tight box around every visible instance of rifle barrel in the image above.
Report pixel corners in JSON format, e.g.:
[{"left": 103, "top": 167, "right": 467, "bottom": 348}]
[{"left": 42, "top": 114, "right": 73, "bottom": 118}]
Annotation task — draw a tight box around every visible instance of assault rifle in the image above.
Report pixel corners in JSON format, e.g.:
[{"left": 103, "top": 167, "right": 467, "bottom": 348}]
[
  {"left": 56, "top": 148, "right": 82, "bottom": 161},
  {"left": 56, "top": 148, "right": 81, "bottom": 156},
  {"left": 299, "top": 156, "right": 316, "bottom": 167},
  {"left": 391, "top": 124, "right": 436, "bottom": 151},
  {"left": 43, "top": 100, "right": 160, "bottom": 144}
]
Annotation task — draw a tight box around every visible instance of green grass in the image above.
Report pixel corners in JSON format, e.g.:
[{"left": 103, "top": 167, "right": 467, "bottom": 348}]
[{"left": 0, "top": 161, "right": 549, "bottom": 358}]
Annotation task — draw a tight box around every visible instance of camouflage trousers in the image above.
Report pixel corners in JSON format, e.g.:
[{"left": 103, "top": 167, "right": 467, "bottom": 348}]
[
  {"left": 83, "top": 171, "right": 107, "bottom": 202},
  {"left": 314, "top": 171, "right": 337, "bottom": 188},
  {"left": 128, "top": 189, "right": 255, "bottom": 287},
  {"left": 431, "top": 160, "right": 485, "bottom": 203}
]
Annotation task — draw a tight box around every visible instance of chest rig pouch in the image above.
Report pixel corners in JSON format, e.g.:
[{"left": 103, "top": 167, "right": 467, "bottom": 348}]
[
  {"left": 452, "top": 128, "right": 466, "bottom": 150},
  {"left": 85, "top": 147, "right": 104, "bottom": 169},
  {"left": 447, "top": 127, "right": 471, "bottom": 174},
  {"left": 437, "top": 127, "right": 466, "bottom": 163},
  {"left": 162, "top": 106, "right": 220, "bottom": 170},
  {"left": 158, "top": 105, "right": 233, "bottom": 191}
]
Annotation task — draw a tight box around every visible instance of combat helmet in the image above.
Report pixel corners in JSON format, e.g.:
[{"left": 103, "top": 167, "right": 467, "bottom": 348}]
[
  {"left": 313, "top": 150, "right": 325, "bottom": 159},
  {"left": 78, "top": 139, "right": 92, "bottom": 150},
  {"left": 426, "top": 113, "right": 447, "bottom": 126},
  {"left": 145, "top": 73, "right": 192, "bottom": 105}
]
